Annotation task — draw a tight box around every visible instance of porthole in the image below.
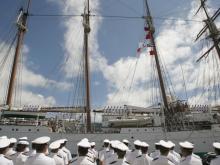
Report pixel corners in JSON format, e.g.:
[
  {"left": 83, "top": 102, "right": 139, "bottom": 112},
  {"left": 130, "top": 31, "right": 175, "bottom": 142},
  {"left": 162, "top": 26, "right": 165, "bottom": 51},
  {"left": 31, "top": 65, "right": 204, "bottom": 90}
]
[
  {"left": 28, "top": 129, "right": 31, "bottom": 132},
  {"left": 145, "top": 129, "right": 147, "bottom": 131},
  {"left": 16, "top": 129, "right": 18, "bottom": 131},
  {"left": 0, "top": 128, "right": 2, "bottom": 131},
  {"left": 136, "top": 129, "right": 139, "bottom": 132},
  {"left": 12, "top": 128, "right": 14, "bottom": 131},
  {"left": 37, "top": 129, "right": 39, "bottom": 132},
  {"left": 128, "top": 129, "right": 131, "bottom": 132}
]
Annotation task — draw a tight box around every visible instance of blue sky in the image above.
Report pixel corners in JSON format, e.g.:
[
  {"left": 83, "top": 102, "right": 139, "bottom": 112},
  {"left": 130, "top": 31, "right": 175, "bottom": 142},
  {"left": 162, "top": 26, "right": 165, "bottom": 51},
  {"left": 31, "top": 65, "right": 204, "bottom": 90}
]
[{"left": 0, "top": 0, "right": 219, "bottom": 107}]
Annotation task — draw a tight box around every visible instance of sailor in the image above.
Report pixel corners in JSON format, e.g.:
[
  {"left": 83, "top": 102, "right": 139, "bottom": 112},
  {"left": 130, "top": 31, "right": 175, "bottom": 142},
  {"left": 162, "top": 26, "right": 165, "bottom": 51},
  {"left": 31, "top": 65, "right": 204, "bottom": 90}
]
[
  {"left": 57, "top": 139, "right": 68, "bottom": 165},
  {"left": 151, "top": 140, "right": 175, "bottom": 165},
  {"left": 105, "top": 140, "right": 120, "bottom": 165},
  {"left": 90, "top": 142, "right": 98, "bottom": 165},
  {"left": 49, "top": 141, "right": 64, "bottom": 165},
  {"left": 0, "top": 137, "right": 14, "bottom": 165},
  {"left": 59, "top": 139, "right": 72, "bottom": 164},
  {"left": 150, "top": 142, "right": 161, "bottom": 159},
  {"left": 167, "top": 141, "right": 180, "bottom": 165},
  {"left": 178, "top": 141, "right": 202, "bottom": 165},
  {"left": 210, "top": 142, "right": 220, "bottom": 165},
  {"left": 6, "top": 138, "right": 17, "bottom": 158},
  {"left": 18, "top": 137, "right": 29, "bottom": 154},
  {"left": 167, "top": 141, "right": 180, "bottom": 160},
  {"left": 126, "top": 139, "right": 142, "bottom": 164},
  {"left": 98, "top": 139, "right": 110, "bottom": 164},
  {"left": 24, "top": 136, "right": 56, "bottom": 165},
  {"left": 122, "top": 139, "right": 130, "bottom": 148},
  {"left": 12, "top": 141, "right": 29, "bottom": 165},
  {"left": 108, "top": 141, "right": 130, "bottom": 165},
  {"left": 71, "top": 140, "right": 94, "bottom": 165},
  {"left": 29, "top": 140, "right": 37, "bottom": 156},
  {"left": 133, "top": 142, "right": 152, "bottom": 165}
]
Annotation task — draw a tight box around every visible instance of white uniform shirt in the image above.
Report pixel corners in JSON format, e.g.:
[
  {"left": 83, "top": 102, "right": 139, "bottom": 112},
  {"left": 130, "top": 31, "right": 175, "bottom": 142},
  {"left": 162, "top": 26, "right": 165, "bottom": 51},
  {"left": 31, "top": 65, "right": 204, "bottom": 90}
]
[
  {"left": 24, "top": 153, "right": 56, "bottom": 165},
  {"left": 107, "top": 158, "right": 130, "bottom": 165},
  {"left": 58, "top": 149, "right": 68, "bottom": 165},
  {"left": 170, "top": 150, "right": 181, "bottom": 160},
  {"left": 29, "top": 150, "right": 36, "bottom": 157},
  {"left": 0, "top": 154, "right": 13, "bottom": 165},
  {"left": 179, "top": 155, "right": 202, "bottom": 165},
  {"left": 150, "top": 150, "right": 160, "bottom": 159},
  {"left": 62, "top": 147, "right": 72, "bottom": 162},
  {"left": 210, "top": 156, "right": 220, "bottom": 165},
  {"left": 98, "top": 147, "right": 110, "bottom": 161},
  {"left": 71, "top": 156, "right": 94, "bottom": 165},
  {"left": 151, "top": 155, "right": 175, "bottom": 165},
  {"left": 12, "top": 152, "right": 28, "bottom": 165},
  {"left": 50, "top": 153, "right": 64, "bottom": 165},
  {"left": 126, "top": 149, "right": 141, "bottom": 164},
  {"left": 105, "top": 153, "right": 118, "bottom": 165},
  {"left": 168, "top": 152, "right": 180, "bottom": 165},
  {"left": 133, "top": 154, "right": 152, "bottom": 165},
  {"left": 6, "top": 148, "right": 16, "bottom": 158}
]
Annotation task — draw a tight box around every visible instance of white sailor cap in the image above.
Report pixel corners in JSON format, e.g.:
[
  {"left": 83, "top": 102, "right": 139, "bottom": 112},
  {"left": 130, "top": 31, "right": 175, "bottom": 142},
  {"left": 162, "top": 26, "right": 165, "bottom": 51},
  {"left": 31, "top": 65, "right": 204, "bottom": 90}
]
[
  {"left": 116, "top": 142, "right": 129, "bottom": 151},
  {"left": 0, "top": 138, "right": 10, "bottom": 148},
  {"left": 19, "top": 137, "right": 28, "bottom": 141},
  {"left": 179, "top": 141, "right": 194, "bottom": 149},
  {"left": 49, "top": 141, "right": 60, "bottom": 150},
  {"left": 0, "top": 136, "right": 8, "bottom": 139},
  {"left": 111, "top": 140, "right": 120, "bottom": 148},
  {"left": 81, "top": 138, "right": 89, "bottom": 142},
  {"left": 155, "top": 142, "right": 160, "bottom": 145},
  {"left": 134, "top": 140, "right": 142, "bottom": 146},
  {"left": 77, "top": 140, "right": 91, "bottom": 148},
  {"left": 32, "top": 136, "right": 50, "bottom": 144},
  {"left": 18, "top": 141, "right": 29, "bottom": 145},
  {"left": 123, "top": 139, "right": 129, "bottom": 144},
  {"left": 9, "top": 138, "right": 17, "bottom": 144},
  {"left": 213, "top": 142, "right": 220, "bottom": 149},
  {"left": 90, "top": 142, "right": 95, "bottom": 146},
  {"left": 104, "top": 139, "right": 110, "bottom": 143},
  {"left": 159, "top": 140, "right": 173, "bottom": 149},
  {"left": 168, "top": 141, "right": 175, "bottom": 147},
  {"left": 141, "top": 142, "right": 149, "bottom": 147}
]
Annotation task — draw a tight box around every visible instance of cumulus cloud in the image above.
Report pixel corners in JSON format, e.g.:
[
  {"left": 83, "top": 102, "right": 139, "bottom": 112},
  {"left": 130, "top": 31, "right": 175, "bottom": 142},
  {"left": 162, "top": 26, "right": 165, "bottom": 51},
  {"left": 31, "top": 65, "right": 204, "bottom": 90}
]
[{"left": 102, "top": 1, "right": 220, "bottom": 106}]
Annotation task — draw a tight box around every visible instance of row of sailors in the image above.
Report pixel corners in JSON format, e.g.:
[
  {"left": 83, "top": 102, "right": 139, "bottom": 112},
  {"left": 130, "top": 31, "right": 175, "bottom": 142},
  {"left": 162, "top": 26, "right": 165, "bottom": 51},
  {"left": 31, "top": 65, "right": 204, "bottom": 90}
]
[{"left": 0, "top": 135, "right": 220, "bottom": 165}]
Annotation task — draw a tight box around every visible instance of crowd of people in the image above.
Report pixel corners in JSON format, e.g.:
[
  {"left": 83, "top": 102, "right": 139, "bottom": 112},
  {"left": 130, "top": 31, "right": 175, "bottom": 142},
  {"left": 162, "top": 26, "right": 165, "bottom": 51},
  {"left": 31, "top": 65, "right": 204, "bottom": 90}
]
[{"left": 0, "top": 135, "right": 219, "bottom": 165}]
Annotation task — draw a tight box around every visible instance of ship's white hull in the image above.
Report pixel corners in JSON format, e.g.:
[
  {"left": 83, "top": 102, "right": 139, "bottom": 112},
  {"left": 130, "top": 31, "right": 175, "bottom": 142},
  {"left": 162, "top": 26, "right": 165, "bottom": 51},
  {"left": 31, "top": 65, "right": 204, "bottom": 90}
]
[{"left": 1, "top": 124, "right": 220, "bottom": 154}]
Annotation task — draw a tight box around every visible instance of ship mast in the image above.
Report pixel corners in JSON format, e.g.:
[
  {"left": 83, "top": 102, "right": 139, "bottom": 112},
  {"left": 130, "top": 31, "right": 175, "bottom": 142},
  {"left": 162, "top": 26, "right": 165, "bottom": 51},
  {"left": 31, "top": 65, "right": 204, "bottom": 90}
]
[
  {"left": 6, "top": 0, "right": 31, "bottom": 109},
  {"left": 144, "top": 0, "right": 169, "bottom": 110},
  {"left": 82, "top": 0, "right": 91, "bottom": 132},
  {"left": 195, "top": 0, "right": 220, "bottom": 62}
]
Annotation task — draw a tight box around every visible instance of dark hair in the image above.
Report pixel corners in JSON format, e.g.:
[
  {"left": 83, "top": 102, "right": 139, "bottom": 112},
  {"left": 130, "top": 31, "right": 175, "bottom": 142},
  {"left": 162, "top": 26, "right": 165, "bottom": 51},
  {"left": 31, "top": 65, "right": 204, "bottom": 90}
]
[
  {"left": 134, "top": 145, "right": 141, "bottom": 150},
  {"left": 16, "top": 144, "right": 27, "bottom": 152},
  {"left": 215, "top": 148, "right": 220, "bottom": 155},
  {"left": 78, "top": 146, "right": 88, "bottom": 156},
  {"left": 155, "top": 144, "right": 161, "bottom": 150},
  {"left": 0, "top": 147, "right": 7, "bottom": 154},
  {"left": 141, "top": 147, "right": 148, "bottom": 154},
  {"left": 35, "top": 143, "right": 48, "bottom": 153},
  {"left": 159, "top": 146, "right": 170, "bottom": 156}
]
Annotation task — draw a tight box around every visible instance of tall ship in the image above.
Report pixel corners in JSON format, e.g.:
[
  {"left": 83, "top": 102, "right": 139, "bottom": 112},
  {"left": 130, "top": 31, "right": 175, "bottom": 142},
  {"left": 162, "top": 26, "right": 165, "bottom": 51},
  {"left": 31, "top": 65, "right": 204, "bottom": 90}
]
[{"left": 0, "top": 0, "right": 220, "bottom": 155}]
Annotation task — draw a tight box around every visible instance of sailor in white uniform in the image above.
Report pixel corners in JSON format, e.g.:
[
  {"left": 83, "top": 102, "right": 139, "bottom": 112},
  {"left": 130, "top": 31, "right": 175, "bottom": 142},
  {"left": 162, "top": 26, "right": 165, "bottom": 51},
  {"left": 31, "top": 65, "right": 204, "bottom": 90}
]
[
  {"left": 167, "top": 141, "right": 180, "bottom": 165},
  {"left": 90, "top": 142, "right": 98, "bottom": 165},
  {"left": 125, "top": 139, "right": 142, "bottom": 164},
  {"left": 24, "top": 136, "right": 55, "bottom": 165},
  {"left": 71, "top": 140, "right": 94, "bottom": 165},
  {"left": 150, "top": 142, "right": 161, "bottom": 159},
  {"left": 49, "top": 141, "right": 64, "bottom": 165},
  {"left": 178, "top": 141, "right": 202, "bottom": 165},
  {"left": 151, "top": 140, "right": 175, "bottom": 165},
  {"left": 0, "top": 137, "right": 14, "bottom": 165},
  {"left": 57, "top": 139, "right": 69, "bottom": 165},
  {"left": 210, "top": 142, "right": 220, "bottom": 165},
  {"left": 59, "top": 139, "right": 72, "bottom": 164},
  {"left": 6, "top": 138, "right": 17, "bottom": 158},
  {"left": 98, "top": 139, "right": 110, "bottom": 164},
  {"left": 12, "top": 141, "right": 29, "bottom": 165},
  {"left": 133, "top": 141, "right": 152, "bottom": 165},
  {"left": 105, "top": 140, "right": 120, "bottom": 165},
  {"left": 18, "top": 137, "right": 30, "bottom": 154},
  {"left": 108, "top": 141, "right": 130, "bottom": 165}
]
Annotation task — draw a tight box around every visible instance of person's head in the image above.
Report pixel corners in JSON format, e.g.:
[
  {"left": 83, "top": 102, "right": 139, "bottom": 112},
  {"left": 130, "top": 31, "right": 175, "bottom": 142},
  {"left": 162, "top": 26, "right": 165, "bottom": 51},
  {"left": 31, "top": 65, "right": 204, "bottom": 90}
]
[
  {"left": 32, "top": 136, "right": 50, "bottom": 154},
  {"left": 168, "top": 141, "right": 175, "bottom": 151},
  {"left": 122, "top": 139, "right": 129, "bottom": 147},
  {"left": 0, "top": 138, "right": 10, "bottom": 155},
  {"left": 90, "top": 142, "right": 95, "bottom": 149},
  {"left": 179, "top": 141, "right": 194, "bottom": 157},
  {"left": 115, "top": 142, "right": 128, "bottom": 159},
  {"left": 159, "top": 140, "right": 172, "bottom": 156},
  {"left": 116, "top": 149, "right": 126, "bottom": 159},
  {"left": 134, "top": 140, "right": 141, "bottom": 150},
  {"left": 16, "top": 141, "right": 29, "bottom": 152},
  {"left": 77, "top": 140, "right": 91, "bottom": 156},
  {"left": 140, "top": 142, "right": 149, "bottom": 154},
  {"left": 104, "top": 142, "right": 109, "bottom": 148},
  {"left": 49, "top": 141, "right": 60, "bottom": 154},
  {"left": 155, "top": 143, "right": 161, "bottom": 150},
  {"left": 213, "top": 142, "right": 220, "bottom": 155},
  {"left": 9, "top": 138, "right": 17, "bottom": 148}
]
